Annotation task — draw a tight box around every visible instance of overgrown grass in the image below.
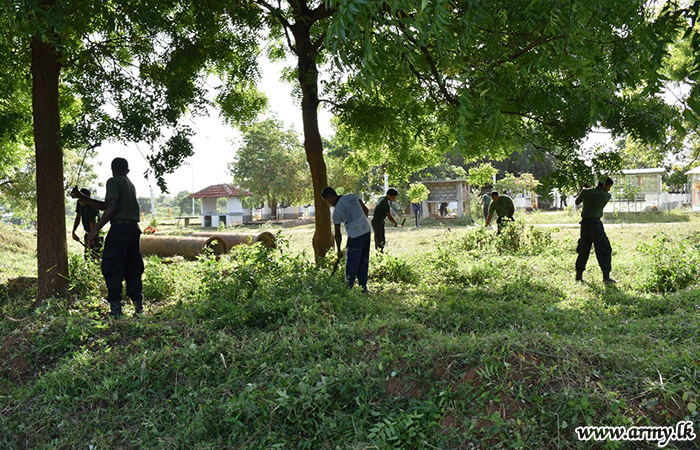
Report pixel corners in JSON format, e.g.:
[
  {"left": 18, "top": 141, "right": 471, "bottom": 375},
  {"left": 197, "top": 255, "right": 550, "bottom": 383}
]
[
  {"left": 1, "top": 221, "right": 699, "bottom": 449},
  {"left": 520, "top": 208, "right": 698, "bottom": 225}
]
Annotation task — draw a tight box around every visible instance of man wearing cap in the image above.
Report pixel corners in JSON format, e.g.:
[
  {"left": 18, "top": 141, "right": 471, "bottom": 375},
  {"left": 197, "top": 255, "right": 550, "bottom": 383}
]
[
  {"left": 71, "top": 157, "right": 144, "bottom": 318},
  {"left": 321, "top": 186, "right": 371, "bottom": 291},
  {"left": 484, "top": 191, "right": 515, "bottom": 234},
  {"left": 575, "top": 177, "right": 615, "bottom": 284},
  {"left": 71, "top": 188, "right": 102, "bottom": 260}
]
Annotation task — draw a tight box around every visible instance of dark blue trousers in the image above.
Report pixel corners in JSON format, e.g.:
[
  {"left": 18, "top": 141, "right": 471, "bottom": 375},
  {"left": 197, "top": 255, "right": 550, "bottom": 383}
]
[{"left": 345, "top": 232, "right": 370, "bottom": 290}]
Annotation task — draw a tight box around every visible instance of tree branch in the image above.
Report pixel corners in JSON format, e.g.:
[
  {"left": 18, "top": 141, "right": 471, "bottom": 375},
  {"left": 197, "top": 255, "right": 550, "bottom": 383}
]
[{"left": 255, "top": 0, "right": 298, "bottom": 56}]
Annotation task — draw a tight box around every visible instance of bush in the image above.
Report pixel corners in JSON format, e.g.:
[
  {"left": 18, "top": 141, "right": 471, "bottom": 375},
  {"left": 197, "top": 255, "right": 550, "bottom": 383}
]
[
  {"left": 66, "top": 253, "right": 103, "bottom": 299},
  {"left": 448, "top": 222, "right": 554, "bottom": 256},
  {"left": 142, "top": 257, "right": 178, "bottom": 301},
  {"left": 637, "top": 233, "right": 700, "bottom": 293},
  {"left": 369, "top": 253, "right": 420, "bottom": 284},
  {"left": 193, "top": 242, "right": 347, "bottom": 329}
]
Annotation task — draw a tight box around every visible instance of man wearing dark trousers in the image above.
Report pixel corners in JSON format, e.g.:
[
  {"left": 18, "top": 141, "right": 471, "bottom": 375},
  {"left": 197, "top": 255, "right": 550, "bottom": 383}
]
[
  {"left": 321, "top": 187, "right": 371, "bottom": 292},
  {"left": 371, "top": 188, "right": 399, "bottom": 252},
  {"left": 575, "top": 177, "right": 615, "bottom": 284},
  {"left": 412, "top": 202, "right": 421, "bottom": 227},
  {"left": 71, "top": 157, "right": 144, "bottom": 318},
  {"left": 72, "top": 188, "right": 102, "bottom": 260}
]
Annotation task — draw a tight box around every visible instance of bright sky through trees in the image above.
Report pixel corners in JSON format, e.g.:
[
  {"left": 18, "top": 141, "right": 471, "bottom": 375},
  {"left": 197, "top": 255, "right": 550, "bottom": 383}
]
[{"left": 93, "top": 57, "right": 333, "bottom": 197}]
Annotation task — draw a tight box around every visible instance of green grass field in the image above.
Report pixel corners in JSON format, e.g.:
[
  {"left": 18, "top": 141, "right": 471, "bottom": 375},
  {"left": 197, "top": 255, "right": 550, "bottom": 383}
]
[{"left": 1, "top": 216, "right": 699, "bottom": 449}]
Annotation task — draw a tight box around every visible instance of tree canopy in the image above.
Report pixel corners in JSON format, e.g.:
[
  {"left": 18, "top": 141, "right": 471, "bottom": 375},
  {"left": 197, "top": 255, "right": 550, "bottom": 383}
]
[
  {"left": 326, "top": 0, "right": 689, "bottom": 189},
  {"left": 1, "top": 0, "right": 265, "bottom": 298},
  {"left": 229, "top": 117, "right": 310, "bottom": 214}
]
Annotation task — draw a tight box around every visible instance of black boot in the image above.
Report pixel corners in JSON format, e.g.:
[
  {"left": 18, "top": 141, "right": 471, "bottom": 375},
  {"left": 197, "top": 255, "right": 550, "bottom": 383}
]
[{"left": 133, "top": 298, "right": 144, "bottom": 315}]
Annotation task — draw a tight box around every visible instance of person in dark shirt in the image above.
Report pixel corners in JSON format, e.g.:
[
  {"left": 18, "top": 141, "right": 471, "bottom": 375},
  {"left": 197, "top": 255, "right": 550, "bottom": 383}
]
[
  {"left": 485, "top": 191, "right": 515, "bottom": 234},
  {"left": 71, "top": 188, "right": 102, "bottom": 260},
  {"left": 575, "top": 177, "right": 615, "bottom": 284},
  {"left": 71, "top": 157, "right": 144, "bottom": 318},
  {"left": 371, "top": 188, "right": 399, "bottom": 252}
]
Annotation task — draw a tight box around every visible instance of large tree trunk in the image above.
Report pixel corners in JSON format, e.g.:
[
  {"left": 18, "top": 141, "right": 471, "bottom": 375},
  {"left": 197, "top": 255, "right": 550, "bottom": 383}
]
[
  {"left": 32, "top": 35, "right": 68, "bottom": 301},
  {"left": 293, "top": 14, "right": 334, "bottom": 262}
]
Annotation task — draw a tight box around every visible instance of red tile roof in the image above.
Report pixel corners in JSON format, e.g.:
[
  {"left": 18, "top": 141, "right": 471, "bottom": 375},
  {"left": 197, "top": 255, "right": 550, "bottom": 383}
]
[{"left": 188, "top": 184, "right": 253, "bottom": 199}]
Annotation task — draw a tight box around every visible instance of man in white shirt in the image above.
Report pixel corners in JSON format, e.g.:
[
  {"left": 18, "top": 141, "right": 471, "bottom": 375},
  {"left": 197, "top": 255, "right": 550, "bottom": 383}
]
[{"left": 321, "top": 187, "right": 371, "bottom": 291}]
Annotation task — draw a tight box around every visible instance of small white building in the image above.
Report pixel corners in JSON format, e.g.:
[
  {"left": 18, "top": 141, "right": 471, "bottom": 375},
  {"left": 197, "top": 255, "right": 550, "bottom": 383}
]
[
  {"left": 686, "top": 166, "right": 700, "bottom": 211},
  {"left": 419, "top": 179, "right": 470, "bottom": 218},
  {"left": 610, "top": 168, "right": 664, "bottom": 212},
  {"left": 188, "top": 184, "right": 253, "bottom": 227}
]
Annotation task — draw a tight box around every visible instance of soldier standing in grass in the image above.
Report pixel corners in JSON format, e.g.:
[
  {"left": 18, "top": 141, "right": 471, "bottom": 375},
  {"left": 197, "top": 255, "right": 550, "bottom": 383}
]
[
  {"left": 71, "top": 157, "right": 144, "bottom": 318},
  {"left": 71, "top": 188, "right": 102, "bottom": 261},
  {"left": 321, "top": 186, "right": 371, "bottom": 292},
  {"left": 484, "top": 191, "right": 515, "bottom": 234},
  {"left": 371, "top": 188, "right": 399, "bottom": 252},
  {"left": 575, "top": 177, "right": 615, "bottom": 284}
]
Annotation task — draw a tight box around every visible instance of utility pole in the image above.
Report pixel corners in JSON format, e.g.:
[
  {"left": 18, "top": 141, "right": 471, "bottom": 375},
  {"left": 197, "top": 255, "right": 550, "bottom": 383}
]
[
  {"left": 150, "top": 185, "right": 156, "bottom": 221},
  {"left": 191, "top": 162, "right": 196, "bottom": 216}
]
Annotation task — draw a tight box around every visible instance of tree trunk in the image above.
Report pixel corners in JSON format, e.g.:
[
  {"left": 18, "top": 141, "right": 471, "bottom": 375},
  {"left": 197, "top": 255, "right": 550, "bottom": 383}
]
[
  {"left": 293, "top": 16, "right": 334, "bottom": 262},
  {"left": 32, "top": 35, "right": 68, "bottom": 301}
]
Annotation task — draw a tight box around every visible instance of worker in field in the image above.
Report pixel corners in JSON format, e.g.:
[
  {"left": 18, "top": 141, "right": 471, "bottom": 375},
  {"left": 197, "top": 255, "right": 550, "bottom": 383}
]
[
  {"left": 71, "top": 188, "right": 102, "bottom": 260},
  {"left": 321, "top": 186, "right": 371, "bottom": 292},
  {"left": 412, "top": 201, "right": 421, "bottom": 227},
  {"left": 480, "top": 189, "right": 492, "bottom": 222},
  {"left": 71, "top": 157, "right": 144, "bottom": 318},
  {"left": 371, "top": 188, "right": 399, "bottom": 252},
  {"left": 575, "top": 177, "right": 615, "bottom": 284},
  {"left": 484, "top": 190, "right": 515, "bottom": 234}
]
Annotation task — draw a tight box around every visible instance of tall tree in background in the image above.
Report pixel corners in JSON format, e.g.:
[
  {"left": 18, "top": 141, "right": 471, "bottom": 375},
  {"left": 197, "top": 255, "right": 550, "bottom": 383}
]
[
  {"left": 229, "top": 117, "right": 309, "bottom": 216},
  {"left": 1, "top": 0, "right": 263, "bottom": 300}
]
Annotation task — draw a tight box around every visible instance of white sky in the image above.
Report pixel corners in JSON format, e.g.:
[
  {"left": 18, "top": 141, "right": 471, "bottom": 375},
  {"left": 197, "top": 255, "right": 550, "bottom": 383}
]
[{"left": 92, "top": 58, "right": 333, "bottom": 198}]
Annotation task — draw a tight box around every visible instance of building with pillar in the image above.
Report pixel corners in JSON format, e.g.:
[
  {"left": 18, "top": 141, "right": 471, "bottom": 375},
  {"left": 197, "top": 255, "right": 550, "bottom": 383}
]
[
  {"left": 419, "top": 179, "right": 471, "bottom": 218},
  {"left": 188, "top": 184, "right": 253, "bottom": 227}
]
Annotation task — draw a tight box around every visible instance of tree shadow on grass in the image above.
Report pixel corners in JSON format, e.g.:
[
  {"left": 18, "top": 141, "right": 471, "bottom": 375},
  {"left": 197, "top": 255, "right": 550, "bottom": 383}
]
[
  {"left": 408, "top": 278, "right": 575, "bottom": 334},
  {"left": 585, "top": 281, "right": 698, "bottom": 319}
]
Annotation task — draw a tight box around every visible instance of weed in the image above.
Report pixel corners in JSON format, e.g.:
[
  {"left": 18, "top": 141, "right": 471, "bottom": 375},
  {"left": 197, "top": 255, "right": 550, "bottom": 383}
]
[
  {"left": 637, "top": 233, "right": 700, "bottom": 293},
  {"left": 370, "top": 253, "right": 420, "bottom": 284}
]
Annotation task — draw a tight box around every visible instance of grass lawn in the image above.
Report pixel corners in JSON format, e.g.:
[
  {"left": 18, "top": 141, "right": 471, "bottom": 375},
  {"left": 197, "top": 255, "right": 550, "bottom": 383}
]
[{"left": 1, "top": 217, "right": 699, "bottom": 449}]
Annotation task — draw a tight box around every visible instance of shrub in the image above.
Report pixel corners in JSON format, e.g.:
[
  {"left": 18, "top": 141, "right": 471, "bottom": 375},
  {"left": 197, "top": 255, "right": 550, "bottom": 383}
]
[
  {"left": 637, "top": 233, "right": 700, "bottom": 293},
  {"left": 142, "top": 257, "right": 178, "bottom": 301},
  {"left": 66, "top": 253, "right": 103, "bottom": 299},
  {"left": 193, "top": 242, "right": 347, "bottom": 329},
  {"left": 369, "top": 253, "right": 420, "bottom": 284}
]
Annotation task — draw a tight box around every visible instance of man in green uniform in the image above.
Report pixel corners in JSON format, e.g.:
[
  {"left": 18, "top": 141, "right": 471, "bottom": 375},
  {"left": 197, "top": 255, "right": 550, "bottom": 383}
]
[
  {"left": 71, "top": 157, "right": 144, "bottom": 318},
  {"left": 371, "top": 188, "right": 399, "bottom": 252},
  {"left": 575, "top": 177, "right": 615, "bottom": 284},
  {"left": 484, "top": 191, "right": 515, "bottom": 234},
  {"left": 72, "top": 188, "right": 102, "bottom": 260}
]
